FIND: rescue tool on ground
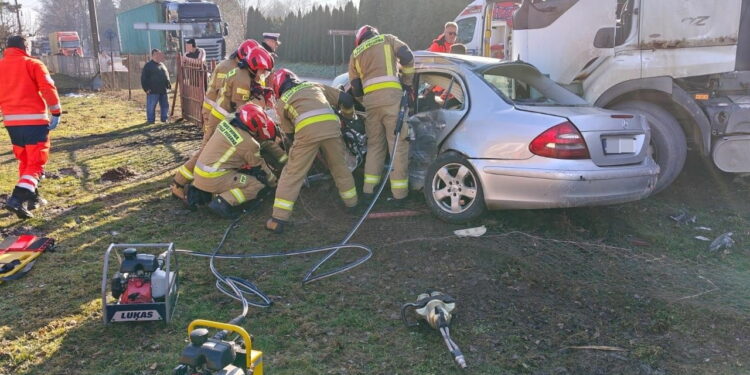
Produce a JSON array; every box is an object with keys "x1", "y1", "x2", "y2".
[
  {"x1": 402, "y1": 291, "x2": 467, "y2": 369},
  {"x1": 101, "y1": 243, "x2": 178, "y2": 324}
]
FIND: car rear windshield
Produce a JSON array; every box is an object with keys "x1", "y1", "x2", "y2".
[{"x1": 481, "y1": 64, "x2": 589, "y2": 106}]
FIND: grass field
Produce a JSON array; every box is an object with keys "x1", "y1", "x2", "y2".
[{"x1": 1, "y1": 93, "x2": 749, "y2": 375}]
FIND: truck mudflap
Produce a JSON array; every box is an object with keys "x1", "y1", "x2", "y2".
[{"x1": 713, "y1": 135, "x2": 750, "y2": 172}]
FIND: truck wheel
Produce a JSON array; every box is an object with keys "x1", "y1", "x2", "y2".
[
  {"x1": 610, "y1": 101, "x2": 687, "y2": 194},
  {"x1": 424, "y1": 152, "x2": 486, "y2": 224}
]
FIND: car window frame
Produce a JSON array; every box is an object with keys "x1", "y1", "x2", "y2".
[
  {"x1": 475, "y1": 62, "x2": 590, "y2": 107},
  {"x1": 413, "y1": 68, "x2": 471, "y2": 116}
]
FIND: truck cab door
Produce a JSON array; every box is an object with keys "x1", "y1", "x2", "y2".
[
  {"x1": 637, "y1": 0, "x2": 743, "y2": 78},
  {"x1": 512, "y1": 0, "x2": 617, "y2": 85}
]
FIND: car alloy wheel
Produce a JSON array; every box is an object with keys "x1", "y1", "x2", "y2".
[{"x1": 431, "y1": 163, "x2": 479, "y2": 214}]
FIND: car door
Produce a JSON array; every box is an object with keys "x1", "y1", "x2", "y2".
[{"x1": 407, "y1": 70, "x2": 469, "y2": 190}]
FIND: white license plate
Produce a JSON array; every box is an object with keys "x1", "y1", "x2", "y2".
[{"x1": 602, "y1": 136, "x2": 636, "y2": 154}]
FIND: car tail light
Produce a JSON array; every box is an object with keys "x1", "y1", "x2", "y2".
[{"x1": 529, "y1": 121, "x2": 590, "y2": 159}]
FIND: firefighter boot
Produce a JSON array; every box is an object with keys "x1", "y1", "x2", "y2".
[
  {"x1": 186, "y1": 184, "x2": 212, "y2": 211},
  {"x1": 27, "y1": 191, "x2": 48, "y2": 211},
  {"x1": 5, "y1": 187, "x2": 34, "y2": 219},
  {"x1": 265, "y1": 218, "x2": 287, "y2": 234},
  {"x1": 208, "y1": 196, "x2": 239, "y2": 219},
  {"x1": 362, "y1": 193, "x2": 376, "y2": 206}
]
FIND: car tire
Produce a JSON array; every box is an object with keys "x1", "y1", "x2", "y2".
[
  {"x1": 424, "y1": 152, "x2": 486, "y2": 224},
  {"x1": 610, "y1": 100, "x2": 687, "y2": 194}
]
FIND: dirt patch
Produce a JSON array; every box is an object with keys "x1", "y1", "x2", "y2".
[
  {"x1": 100, "y1": 166, "x2": 137, "y2": 182},
  {"x1": 0, "y1": 225, "x2": 45, "y2": 238},
  {"x1": 57, "y1": 167, "x2": 83, "y2": 178}
]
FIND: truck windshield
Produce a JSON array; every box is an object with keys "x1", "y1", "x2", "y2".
[
  {"x1": 456, "y1": 17, "x2": 476, "y2": 44},
  {"x1": 61, "y1": 41, "x2": 80, "y2": 48},
  {"x1": 481, "y1": 64, "x2": 589, "y2": 107},
  {"x1": 184, "y1": 22, "x2": 223, "y2": 38}
]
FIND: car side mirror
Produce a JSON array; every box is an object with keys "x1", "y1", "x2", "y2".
[
  {"x1": 224, "y1": 23, "x2": 229, "y2": 36},
  {"x1": 593, "y1": 27, "x2": 616, "y2": 49}
]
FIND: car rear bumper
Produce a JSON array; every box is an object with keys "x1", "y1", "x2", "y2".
[{"x1": 469, "y1": 157, "x2": 660, "y2": 209}]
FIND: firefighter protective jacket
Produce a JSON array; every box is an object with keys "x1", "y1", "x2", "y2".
[
  {"x1": 215, "y1": 64, "x2": 265, "y2": 121},
  {"x1": 203, "y1": 58, "x2": 238, "y2": 121},
  {"x1": 276, "y1": 82, "x2": 354, "y2": 144},
  {"x1": 194, "y1": 119, "x2": 276, "y2": 185},
  {"x1": 348, "y1": 34, "x2": 414, "y2": 109},
  {"x1": 0, "y1": 48, "x2": 61, "y2": 126}
]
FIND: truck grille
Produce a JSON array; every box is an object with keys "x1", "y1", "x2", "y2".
[{"x1": 196, "y1": 39, "x2": 223, "y2": 61}]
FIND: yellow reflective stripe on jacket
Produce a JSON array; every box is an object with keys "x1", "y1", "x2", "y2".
[
  {"x1": 211, "y1": 109, "x2": 227, "y2": 120},
  {"x1": 340, "y1": 187, "x2": 357, "y2": 200},
  {"x1": 355, "y1": 58, "x2": 363, "y2": 78},
  {"x1": 212, "y1": 147, "x2": 237, "y2": 170},
  {"x1": 178, "y1": 165, "x2": 194, "y2": 181},
  {"x1": 203, "y1": 102, "x2": 214, "y2": 111},
  {"x1": 230, "y1": 188, "x2": 246, "y2": 204},
  {"x1": 195, "y1": 165, "x2": 229, "y2": 178},
  {"x1": 279, "y1": 154, "x2": 288, "y2": 163},
  {"x1": 280, "y1": 82, "x2": 315, "y2": 105},
  {"x1": 216, "y1": 73, "x2": 227, "y2": 79},
  {"x1": 384, "y1": 44, "x2": 394, "y2": 77},
  {"x1": 390, "y1": 179, "x2": 408, "y2": 189},
  {"x1": 401, "y1": 66, "x2": 415, "y2": 74},
  {"x1": 364, "y1": 81, "x2": 402, "y2": 94},
  {"x1": 364, "y1": 174, "x2": 380, "y2": 184},
  {"x1": 295, "y1": 113, "x2": 339, "y2": 133},
  {"x1": 274, "y1": 198, "x2": 294, "y2": 211},
  {"x1": 352, "y1": 34, "x2": 386, "y2": 58}
]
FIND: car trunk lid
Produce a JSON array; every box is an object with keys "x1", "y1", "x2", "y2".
[{"x1": 516, "y1": 105, "x2": 650, "y2": 166}]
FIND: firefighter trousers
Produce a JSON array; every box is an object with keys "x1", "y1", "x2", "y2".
[
  {"x1": 6, "y1": 125, "x2": 50, "y2": 193},
  {"x1": 273, "y1": 136, "x2": 357, "y2": 221},
  {"x1": 193, "y1": 169, "x2": 266, "y2": 206},
  {"x1": 174, "y1": 112, "x2": 217, "y2": 186},
  {"x1": 362, "y1": 102, "x2": 409, "y2": 199}
]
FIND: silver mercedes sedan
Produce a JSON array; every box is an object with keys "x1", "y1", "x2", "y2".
[{"x1": 334, "y1": 52, "x2": 660, "y2": 223}]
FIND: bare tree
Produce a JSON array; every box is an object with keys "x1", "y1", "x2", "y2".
[{"x1": 217, "y1": 0, "x2": 245, "y2": 50}]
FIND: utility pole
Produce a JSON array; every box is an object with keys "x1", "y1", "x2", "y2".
[
  {"x1": 13, "y1": 0, "x2": 21, "y2": 34},
  {"x1": 87, "y1": 0, "x2": 101, "y2": 57}
]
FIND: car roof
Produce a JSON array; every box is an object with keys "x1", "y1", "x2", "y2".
[{"x1": 413, "y1": 50, "x2": 538, "y2": 73}]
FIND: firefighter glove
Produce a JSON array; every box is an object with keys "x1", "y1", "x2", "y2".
[{"x1": 48, "y1": 115, "x2": 61, "y2": 130}]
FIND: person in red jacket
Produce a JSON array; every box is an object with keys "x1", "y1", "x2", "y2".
[
  {"x1": 0, "y1": 35, "x2": 61, "y2": 219},
  {"x1": 427, "y1": 22, "x2": 458, "y2": 53}
]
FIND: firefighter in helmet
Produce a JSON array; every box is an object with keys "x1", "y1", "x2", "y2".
[
  {"x1": 171, "y1": 40, "x2": 283, "y2": 201},
  {"x1": 191, "y1": 102, "x2": 278, "y2": 218},
  {"x1": 348, "y1": 25, "x2": 414, "y2": 203},
  {"x1": 265, "y1": 69, "x2": 358, "y2": 234}
]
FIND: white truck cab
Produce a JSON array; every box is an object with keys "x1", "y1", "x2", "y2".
[{"x1": 457, "y1": 0, "x2": 750, "y2": 193}]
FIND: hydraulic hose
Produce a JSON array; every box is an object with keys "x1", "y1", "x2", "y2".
[{"x1": 178, "y1": 91, "x2": 411, "y2": 328}]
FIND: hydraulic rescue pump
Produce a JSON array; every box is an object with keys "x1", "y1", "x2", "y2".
[
  {"x1": 174, "y1": 320, "x2": 263, "y2": 375},
  {"x1": 102, "y1": 243, "x2": 178, "y2": 323}
]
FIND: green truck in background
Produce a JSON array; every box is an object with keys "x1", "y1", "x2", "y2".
[{"x1": 116, "y1": 0, "x2": 227, "y2": 61}]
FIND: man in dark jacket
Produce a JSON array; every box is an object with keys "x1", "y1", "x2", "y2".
[{"x1": 141, "y1": 49, "x2": 171, "y2": 123}]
